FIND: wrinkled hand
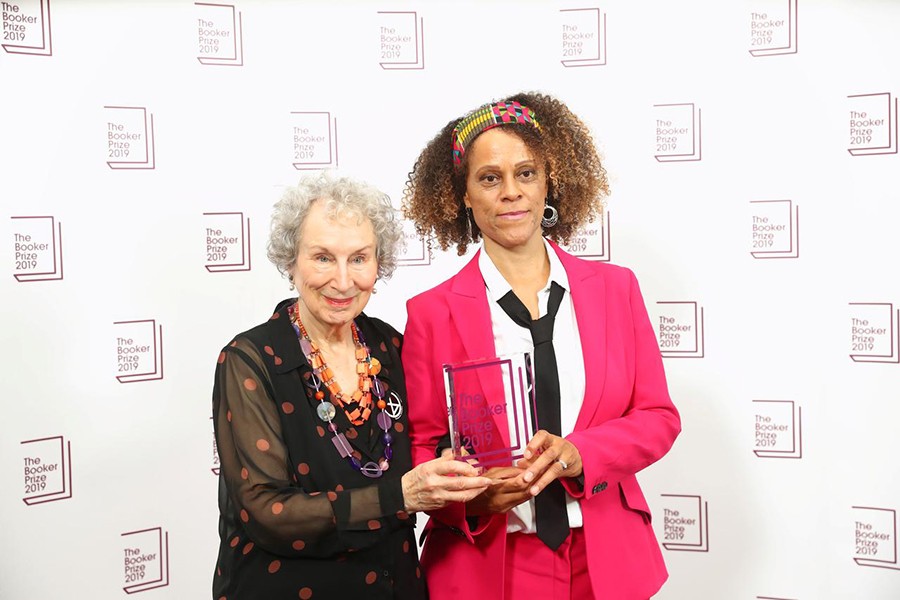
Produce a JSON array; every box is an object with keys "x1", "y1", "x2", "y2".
[
  {"x1": 464, "y1": 465, "x2": 532, "y2": 515},
  {"x1": 402, "y1": 454, "x2": 492, "y2": 513},
  {"x1": 515, "y1": 430, "x2": 583, "y2": 498}
]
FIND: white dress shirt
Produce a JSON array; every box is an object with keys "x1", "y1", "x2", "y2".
[{"x1": 478, "y1": 238, "x2": 586, "y2": 532}]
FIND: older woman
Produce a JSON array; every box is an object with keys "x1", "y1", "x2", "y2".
[
  {"x1": 212, "y1": 172, "x2": 491, "y2": 600},
  {"x1": 402, "y1": 92, "x2": 681, "y2": 600}
]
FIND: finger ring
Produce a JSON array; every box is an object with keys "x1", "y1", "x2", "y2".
[{"x1": 556, "y1": 459, "x2": 568, "y2": 471}]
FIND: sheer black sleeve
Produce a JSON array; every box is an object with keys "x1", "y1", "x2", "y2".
[{"x1": 213, "y1": 337, "x2": 407, "y2": 559}]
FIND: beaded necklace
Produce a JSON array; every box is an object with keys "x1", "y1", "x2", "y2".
[{"x1": 288, "y1": 302, "x2": 397, "y2": 478}]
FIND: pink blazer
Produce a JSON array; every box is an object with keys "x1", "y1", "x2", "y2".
[{"x1": 402, "y1": 242, "x2": 681, "y2": 600}]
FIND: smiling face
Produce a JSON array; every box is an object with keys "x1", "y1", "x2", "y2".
[
  {"x1": 463, "y1": 127, "x2": 549, "y2": 254},
  {"x1": 290, "y1": 200, "x2": 378, "y2": 336}
]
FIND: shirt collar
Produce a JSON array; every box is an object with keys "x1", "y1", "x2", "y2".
[{"x1": 478, "y1": 237, "x2": 570, "y2": 303}]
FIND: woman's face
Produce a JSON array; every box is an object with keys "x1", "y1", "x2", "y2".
[
  {"x1": 463, "y1": 128, "x2": 548, "y2": 252},
  {"x1": 290, "y1": 200, "x2": 378, "y2": 332}
]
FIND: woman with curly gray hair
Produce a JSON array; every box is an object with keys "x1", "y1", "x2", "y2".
[{"x1": 211, "y1": 172, "x2": 490, "y2": 600}]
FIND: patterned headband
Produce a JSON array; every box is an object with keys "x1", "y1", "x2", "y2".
[{"x1": 451, "y1": 100, "x2": 541, "y2": 166}]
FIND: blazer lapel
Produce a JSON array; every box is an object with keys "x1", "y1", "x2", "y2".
[
  {"x1": 448, "y1": 251, "x2": 496, "y2": 363},
  {"x1": 551, "y1": 243, "x2": 607, "y2": 431},
  {"x1": 446, "y1": 251, "x2": 512, "y2": 451}
]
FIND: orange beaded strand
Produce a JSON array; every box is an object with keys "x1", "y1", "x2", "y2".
[{"x1": 292, "y1": 307, "x2": 379, "y2": 426}]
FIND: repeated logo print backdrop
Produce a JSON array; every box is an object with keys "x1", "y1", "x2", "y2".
[{"x1": 2, "y1": 1, "x2": 898, "y2": 598}]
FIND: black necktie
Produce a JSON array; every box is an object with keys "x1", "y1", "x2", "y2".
[{"x1": 497, "y1": 281, "x2": 570, "y2": 550}]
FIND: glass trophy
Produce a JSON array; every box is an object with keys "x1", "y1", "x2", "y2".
[{"x1": 442, "y1": 352, "x2": 537, "y2": 468}]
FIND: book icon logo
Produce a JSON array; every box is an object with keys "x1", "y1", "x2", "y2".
[
  {"x1": 11, "y1": 215, "x2": 63, "y2": 282},
  {"x1": 114, "y1": 319, "x2": 165, "y2": 383},
  {"x1": 749, "y1": 0, "x2": 798, "y2": 56},
  {"x1": 195, "y1": 2, "x2": 243, "y2": 66},
  {"x1": 655, "y1": 301, "x2": 706, "y2": 358},
  {"x1": 847, "y1": 92, "x2": 898, "y2": 156},
  {"x1": 290, "y1": 111, "x2": 338, "y2": 170},
  {"x1": 397, "y1": 219, "x2": 430, "y2": 267},
  {"x1": 852, "y1": 506, "x2": 900, "y2": 570},
  {"x1": 848, "y1": 303, "x2": 899, "y2": 364},
  {"x1": 1, "y1": 0, "x2": 52, "y2": 56},
  {"x1": 20, "y1": 435, "x2": 72, "y2": 505},
  {"x1": 121, "y1": 527, "x2": 171, "y2": 593},
  {"x1": 654, "y1": 103, "x2": 702, "y2": 162},
  {"x1": 752, "y1": 400, "x2": 802, "y2": 459},
  {"x1": 560, "y1": 212, "x2": 610, "y2": 262},
  {"x1": 750, "y1": 200, "x2": 799, "y2": 259},
  {"x1": 377, "y1": 11, "x2": 424, "y2": 70},
  {"x1": 559, "y1": 8, "x2": 607, "y2": 67},
  {"x1": 203, "y1": 212, "x2": 251, "y2": 272},
  {"x1": 660, "y1": 494, "x2": 709, "y2": 552},
  {"x1": 104, "y1": 106, "x2": 156, "y2": 169}
]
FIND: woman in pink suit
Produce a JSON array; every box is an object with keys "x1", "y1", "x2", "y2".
[{"x1": 401, "y1": 92, "x2": 681, "y2": 600}]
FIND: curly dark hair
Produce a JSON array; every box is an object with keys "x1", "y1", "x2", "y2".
[{"x1": 402, "y1": 91, "x2": 609, "y2": 256}]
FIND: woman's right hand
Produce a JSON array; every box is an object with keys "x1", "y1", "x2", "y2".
[
  {"x1": 401, "y1": 455, "x2": 492, "y2": 513},
  {"x1": 464, "y1": 466, "x2": 532, "y2": 515}
]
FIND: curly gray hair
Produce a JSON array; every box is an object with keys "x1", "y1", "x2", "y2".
[{"x1": 267, "y1": 172, "x2": 404, "y2": 280}]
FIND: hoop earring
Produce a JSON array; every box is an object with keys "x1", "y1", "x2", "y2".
[
  {"x1": 541, "y1": 204, "x2": 559, "y2": 228},
  {"x1": 465, "y1": 207, "x2": 474, "y2": 241}
]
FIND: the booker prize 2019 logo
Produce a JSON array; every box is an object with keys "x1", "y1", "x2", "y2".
[
  {"x1": 290, "y1": 112, "x2": 338, "y2": 170},
  {"x1": 1, "y1": 0, "x2": 51, "y2": 56},
  {"x1": 560, "y1": 213, "x2": 610, "y2": 262},
  {"x1": 852, "y1": 506, "x2": 900, "y2": 570},
  {"x1": 203, "y1": 212, "x2": 250, "y2": 272},
  {"x1": 11, "y1": 215, "x2": 63, "y2": 281},
  {"x1": 847, "y1": 92, "x2": 898, "y2": 156},
  {"x1": 752, "y1": 400, "x2": 802, "y2": 459},
  {"x1": 397, "y1": 219, "x2": 430, "y2": 267},
  {"x1": 748, "y1": 0, "x2": 797, "y2": 56},
  {"x1": 20, "y1": 435, "x2": 72, "y2": 505},
  {"x1": 558, "y1": 8, "x2": 606, "y2": 68},
  {"x1": 848, "y1": 302, "x2": 899, "y2": 364},
  {"x1": 660, "y1": 494, "x2": 709, "y2": 552},
  {"x1": 377, "y1": 11, "x2": 424, "y2": 70},
  {"x1": 195, "y1": 2, "x2": 243, "y2": 66},
  {"x1": 104, "y1": 106, "x2": 156, "y2": 169},
  {"x1": 114, "y1": 320, "x2": 164, "y2": 383},
  {"x1": 749, "y1": 200, "x2": 799, "y2": 259},
  {"x1": 654, "y1": 103, "x2": 702, "y2": 162},
  {"x1": 121, "y1": 527, "x2": 171, "y2": 593},
  {"x1": 655, "y1": 301, "x2": 706, "y2": 358}
]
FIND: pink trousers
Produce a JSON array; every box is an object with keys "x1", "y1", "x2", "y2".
[{"x1": 503, "y1": 528, "x2": 595, "y2": 600}]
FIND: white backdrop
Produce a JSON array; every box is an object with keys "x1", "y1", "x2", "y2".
[{"x1": 3, "y1": 1, "x2": 899, "y2": 598}]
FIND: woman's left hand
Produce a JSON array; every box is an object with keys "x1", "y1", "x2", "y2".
[{"x1": 515, "y1": 430, "x2": 583, "y2": 497}]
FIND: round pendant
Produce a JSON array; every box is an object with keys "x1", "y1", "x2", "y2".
[
  {"x1": 360, "y1": 462, "x2": 384, "y2": 478},
  {"x1": 384, "y1": 391, "x2": 404, "y2": 419},
  {"x1": 316, "y1": 402, "x2": 336, "y2": 422}
]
